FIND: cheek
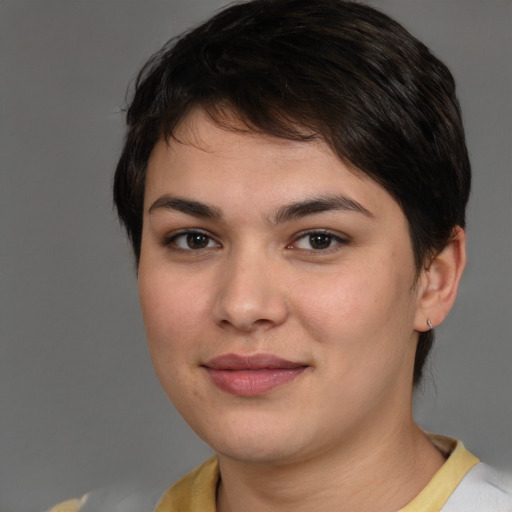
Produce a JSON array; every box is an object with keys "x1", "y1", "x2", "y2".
[
  {"x1": 298, "y1": 270, "x2": 417, "y2": 409},
  {"x1": 296, "y1": 268, "x2": 380, "y2": 335},
  {"x1": 295, "y1": 263, "x2": 416, "y2": 360},
  {"x1": 138, "y1": 269, "x2": 212, "y2": 357},
  {"x1": 137, "y1": 270, "x2": 213, "y2": 407}
]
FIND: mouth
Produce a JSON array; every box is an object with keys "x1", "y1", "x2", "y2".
[{"x1": 202, "y1": 353, "x2": 309, "y2": 397}]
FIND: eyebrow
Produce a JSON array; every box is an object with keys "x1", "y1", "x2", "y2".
[
  {"x1": 148, "y1": 196, "x2": 223, "y2": 219},
  {"x1": 272, "y1": 195, "x2": 373, "y2": 224},
  {"x1": 148, "y1": 194, "x2": 372, "y2": 223}
]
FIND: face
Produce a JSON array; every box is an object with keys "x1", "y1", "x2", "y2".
[{"x1": 138, "y1": 109, "x2": 424, "y2": 465}]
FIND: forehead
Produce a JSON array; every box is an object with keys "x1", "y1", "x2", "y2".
[
  {"x1": 164, "y1": 108, "x2": 334, "y2": 168},
  {"x1": 144, "y1": 109, "x2": 403, "y2": 224}
]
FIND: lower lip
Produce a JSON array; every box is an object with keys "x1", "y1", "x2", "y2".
[{"x1": 205, "y1": 367, "x2": 307, "y2": 397}]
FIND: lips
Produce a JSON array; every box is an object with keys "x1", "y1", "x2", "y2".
[{"x1": 202, "y1": 353, "x2": 308, "y2": 397}]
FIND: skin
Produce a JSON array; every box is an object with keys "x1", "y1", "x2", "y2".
[{"x1": 138, "y1": 109, "x2": 465, "y2": 512}]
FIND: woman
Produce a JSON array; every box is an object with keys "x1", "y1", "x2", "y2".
[{"x1": 50, "y1": 0, "x2": 511, "y2": 510}]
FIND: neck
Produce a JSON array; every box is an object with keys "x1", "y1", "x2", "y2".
[{"x1": 216, "y1": 420, "x2": 445, "y2": 512}]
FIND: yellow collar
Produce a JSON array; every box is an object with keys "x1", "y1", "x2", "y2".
[{"x1": 398, "y1": 433, "x2": 479, "y2": 511}]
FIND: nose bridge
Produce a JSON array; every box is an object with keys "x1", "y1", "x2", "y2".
[{"x1": 213, "y1": 242, "x2": 288, "y2": 331}]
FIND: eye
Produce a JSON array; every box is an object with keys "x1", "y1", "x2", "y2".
[
  {"x1": 291, "y1": 231, "x2": 346, "y2": 251},
  {"x1": 166, "y1": 230, "x2": 219, "y2": 250}
]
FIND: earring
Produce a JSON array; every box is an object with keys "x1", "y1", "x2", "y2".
[{"x1": 426, "y1": 318, "x2": 433, "y2": 330}]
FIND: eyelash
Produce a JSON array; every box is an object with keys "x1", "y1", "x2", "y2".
[
  {"x1": 161, "y1": 229, "x2": 221, "y2": 251},
  {"x1": 161, "y1": 229, "x2": 349, "y2": 252},
  {"x1": 288, "y1": 230, "x2": 349, "y2": 252}
]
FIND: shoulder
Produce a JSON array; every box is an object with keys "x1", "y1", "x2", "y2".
[
  {"x1": 46, "y1": 496, "x2": 88, "y2": 512},
  {"x1": 442, "y1": 462, "x2": 512, "y2": 512},
  {"x1": 46, "y1": 458, "x2": 219, "y2": 512},
  {"x1": 46, "y1": 483, "x2": 166, "y2": 512},
  {"x1": 402, "y1": 434, "x2": 510, "y2": 512}
]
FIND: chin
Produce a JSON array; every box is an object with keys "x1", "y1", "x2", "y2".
[
  {"x1": 190, "y1": 411, "x2": 314, "y2": 465},
  {"x1": 215, "y1": 437, "x2": 306, "y2": 465}
]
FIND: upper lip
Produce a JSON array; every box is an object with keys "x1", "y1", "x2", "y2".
[{"x1": 202, "y1": 353, "x2": 307, "y2": 370}]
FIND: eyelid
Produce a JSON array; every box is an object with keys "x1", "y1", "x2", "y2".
[
  {"x1": 288, "y1": 229, "x2": 350, "y2": 251},
  {"x1": 161, "y1": 228, "x2": 221, "y2": 250}
]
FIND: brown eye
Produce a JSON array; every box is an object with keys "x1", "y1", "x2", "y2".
[
  {"x1": 309, "y1": 234, "x2": 333, "y2": 250},
  {"x1": 291, "y1": 230, "x2": 347, "y2": 251},
  {"x1": 168, "y1": 231, "x2": 219, "y2": 250},
  {"x1": 186, "y1": 233, "x2": 210, "y2": 249}
]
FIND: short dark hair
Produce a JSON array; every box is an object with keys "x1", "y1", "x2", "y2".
[{"x1": 113, "y1": 0, "x2": 471, "y2": 385}]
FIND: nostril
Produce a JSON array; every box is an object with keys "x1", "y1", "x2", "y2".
[{"x1": 218, "y1": 316, "x2": 272, "y2": 332}]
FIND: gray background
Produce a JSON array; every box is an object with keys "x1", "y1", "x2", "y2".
[{"x1": 1, "y1": 1, "x2": 510, "y2": 511}]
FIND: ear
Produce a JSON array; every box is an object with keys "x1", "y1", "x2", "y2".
[{"x1": 414, "y1": 226, "x2": 466, "y2": 332}]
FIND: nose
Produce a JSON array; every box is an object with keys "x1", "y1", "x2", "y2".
[{"x1": 212, "y1": 247, "x2": 289, "y2": 332}]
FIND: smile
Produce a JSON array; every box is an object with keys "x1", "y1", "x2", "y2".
[{"x1": 202, "y1": 353, "x2": 308, "y2": 397}]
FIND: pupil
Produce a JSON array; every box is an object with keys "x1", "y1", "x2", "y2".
[
  {"x1": 310, "y1": 234, "x2": 331, "y2": 249},
  {"x1": 187, "y1": 233, "x2": 208, "y2": 249}
]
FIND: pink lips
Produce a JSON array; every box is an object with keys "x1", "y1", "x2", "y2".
[{"x1": 202, "y1": 353, "x2": 308, "y2": 397}]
